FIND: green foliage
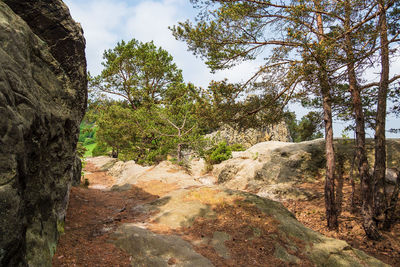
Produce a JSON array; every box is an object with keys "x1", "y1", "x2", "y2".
[
  {"x1": 285, "y1": 111, "x2": 323, "y2": 142},
  {"x1": 206, "y1": 142, "x2": 232, "y2": 165},
  {"x1": 252, "y1": 152, "x2": 259, "y2": 161},
  {"x1": 76, "y1": 142, "x2": 87, "y2": 158},
  {"x1": 83, "y1": 143, "x2": 97, "y2": 157},
  {"x1": 79, "y1": 121, "x2": 96, "y2": 142},
  {"x1": 95, "y1": 104, "x2": 137, "y2": 158},
  {"x1": 79, "y1": 118, "x2": 97, "y2": 157},
  {"x1": 83, "y1": 138, "x2": 96, "y2": 146},
  {"x1": 92, "y1": 142, "x2": 110, "y2": 157},
  {"x1": 230, "y1": 143, "x2": 245, "y2": 151},
  {"x1": 89, "y1": 38, "x2": 183, "y2": 109}
]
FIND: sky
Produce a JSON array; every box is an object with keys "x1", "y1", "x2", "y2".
[{"x1": 64, "y1": 0, "x2": 399, "y2": 138}]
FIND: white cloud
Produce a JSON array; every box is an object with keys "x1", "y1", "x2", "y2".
[{"x1": 65, "y1": 0, "x2": 134, "y2": 74}]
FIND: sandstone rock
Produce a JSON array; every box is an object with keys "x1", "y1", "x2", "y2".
[
  {"x1": 383, "y1": 168, "x2": 399, "y2": 196},
  {"x1": 206, "y1": 121, "x2": 291, "y2": 148},
  {"x1": 385, "y1": 168, "x2": 399, "y2": 184},
  {"x1": 214, "y1": 139, "x2": 400, "y2": 201},
  {"x1": 0, "y1": 1, "x2": 86, "y2": 265},
  {"x1": 118, "y1": 187, "x2": 387, "y2": 266},
  {"x1": 212, "y1": 140, "x2": 325, "y2": 200},
  {"x1": 109, "y1": 160, "x2": 204, "y2": 188},
  {"x1": 72, "y1": 156, "x2": 82, "y2": 186},
  {"x1": 3, "y1": 0, "x2": 87, "y2": 117},
  {"x1": 111, "y1": 224, "x2": 214, "y2": 267},
  {"x1": 87, "y1": 156, "x2": 118, "y2": 171}
]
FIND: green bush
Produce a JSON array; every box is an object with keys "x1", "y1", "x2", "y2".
[
  {"x1": 92, "y1": 142, "x2": 109, "y2": 157},
  {"x1": 79, "y1": 122, "x2": 97, "y2": 142},
  {"x1": 83, "y1": 137, "x2": 96, "y2": 146},
  {"x1": 206, "y1": 142, "x2": 232, "y2": 164},
  {"x1": 83, "y1": 143, "x2": 97, "y2": 157},
  {"x1": 230, "y1": 143, "x2": 245, "y2": 151}
]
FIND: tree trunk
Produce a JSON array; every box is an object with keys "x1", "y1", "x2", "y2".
[
  {"x1": 177, "y1": 143, "x2": 182, "y2": 162},
  {"x1": 336, "y1": 154, "x2": 345, "y2": 216},
  {"x1": 111, "y1": 148, "x2": 118, "y2": 158},
  {"x1": 322, "y1": 90, "x2": 338, "y2": 230},
  {"x1": 314, "y1": 0, "x2": 338, "y2": 230},
  {"x1": 343, "y1": 0, "x2": 381, "y2": 239},
  {"x1": 349, "y1": 149, "x2": 358, "y2": 211},
  {"x1": 374, "y1": 0, "x2": 389, "y2": 222},
  {"x1": 383, "y1": 168, "x2": 400, "y2": 230}
]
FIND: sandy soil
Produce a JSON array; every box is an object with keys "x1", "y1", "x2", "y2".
[
  {"x1": 52, "y1": 168, "x2": 159, "y2": 266},
  {"x1": 53, "y1": 163, "x2": 399, "y2": 266}
]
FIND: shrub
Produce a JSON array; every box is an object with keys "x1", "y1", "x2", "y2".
[
  {"x1": 83, "y1": 137, "x2": 96, "y2": 146},
  {"x1": 230, "y1": 143, "x2": 245, "y2": 151},
  {"x1": 76, "y1": 142, "x2": 87, "y2": 158},
  {"x1": 92, "y1": 142, "x2": 109, "y2": 157},
  {"x1": 206, "y1": 142, "x2": 232, "y2": 164}
]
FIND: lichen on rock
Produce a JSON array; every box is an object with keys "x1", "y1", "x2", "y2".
[{"x1": 0, "y1": 0, "x2": 87, "y2": 265}]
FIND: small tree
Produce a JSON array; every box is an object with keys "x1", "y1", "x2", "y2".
[
  {"x1": 145, "y1": 83, "x2": 203, "y2": 162},
  {"x1": 95, "y1": 104, "x2": 137, "y2": 158}
]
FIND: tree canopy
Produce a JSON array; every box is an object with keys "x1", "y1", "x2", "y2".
[{"x1": 89, "y1": 39, "x2": 183, "y2": 110}]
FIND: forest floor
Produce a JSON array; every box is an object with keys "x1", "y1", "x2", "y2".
[
  {"x1": 52, "y1": 162, "x2": 400, "y2": 266},
  {"x1": 52, "y1": 162, "x2": 158, "y2": 266},
  {"x1": 283, "y1": 180, "x2": 400, "y2": 266}
]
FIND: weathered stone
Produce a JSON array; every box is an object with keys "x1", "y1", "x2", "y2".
[
  {"x1": 213, "y1": 139, "x2": 400, "y2": 201},
  {"x1": 72, "y1": 156, "x2": 82, "y2": 186},
  {"x1": 3, "y1": 0, "x2": 87, "y2": 117},
  {"x1": 0, "y1": 1, "x2": 86, "y2": 266},
  {"x1": 206, "y1": 121, "x2": 291, "y2": 148},
  {"x1": 210, "y1": 231, "x2": 232, "y2": 259},
  {"x1": 111, "y1": 224, "x2": 214, "y2": 267}
]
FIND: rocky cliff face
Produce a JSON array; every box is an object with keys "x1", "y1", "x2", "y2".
[
  {"x1": 207, "y1": 122, "x2": 291, "y2": 148},
  {"x1": 0, "y1": 0, "x2": 87, "y2": 266}
]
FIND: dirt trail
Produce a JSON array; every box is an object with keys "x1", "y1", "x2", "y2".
[{"x1": 52, "y1": 165, "x2": 159, "y2": 266}]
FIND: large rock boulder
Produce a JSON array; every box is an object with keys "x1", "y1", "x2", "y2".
[
  {"x1": 112, "y1": 187, "x2": 388, "y2": 266},
  {"x1": 213, "y1": 139, "x2": 400, "y2": 201},
  {"x1": 111, "y1": 225, "x2": 214, "y2": 267},
  {"x1": 0, "y1": 1, "x2": 86, "y2": 266}
]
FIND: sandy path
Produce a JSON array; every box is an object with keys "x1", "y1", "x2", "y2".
[{"x1": 52, "y1": 166, "x2": 159, "y2": 266}]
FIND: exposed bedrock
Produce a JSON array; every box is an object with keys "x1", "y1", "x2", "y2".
[{"x1": 0, "y1": 0, "x2": 87, "y2": 266}]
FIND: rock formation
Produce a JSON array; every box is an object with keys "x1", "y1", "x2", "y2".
[
  {"x1": 206, "y1": 121, "x2": 291, "y2": 148},
  {"x1": 213, "y1": 138, "x2": 400, "y2": 201},
  {"x1": 0, "y1": 0, "x2": 87, "y2": 265},
  {"x1": 82, "y1": 142, "x2": 398, "y2": 265},
  {"x1": 111, "y1": 187, "x2": 388, "y2": 266}
]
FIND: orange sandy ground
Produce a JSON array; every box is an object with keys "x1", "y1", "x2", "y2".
[{"x1": 53, "y1": 164, "x2": 399, "y2": 266}]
